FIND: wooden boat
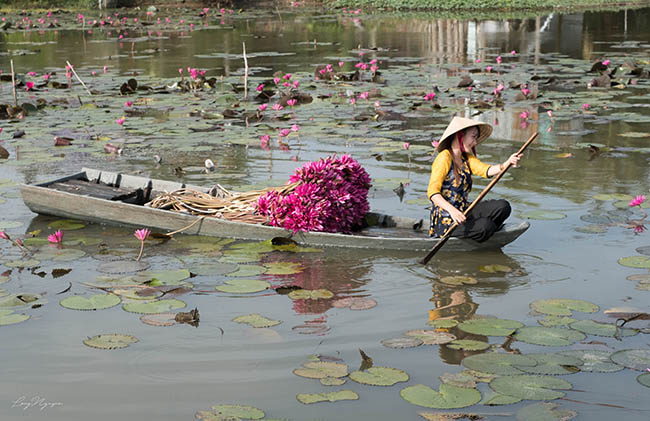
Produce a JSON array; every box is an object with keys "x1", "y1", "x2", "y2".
[{"x1": 20, "y1": 168, "x2": 529, "y2": 252}]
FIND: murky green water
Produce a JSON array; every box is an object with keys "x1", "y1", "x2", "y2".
[{"x1": 1, "y1": 6, "x2": 650, "y2": 420}]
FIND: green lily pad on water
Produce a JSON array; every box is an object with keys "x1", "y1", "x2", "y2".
[
  {"x1": 122, "y1": 298, "x2": 186, "y2": 314},
  {"x1": 575, "y1": 224, "x2": 608, "y2": 234},
  {"x1": 195, "y1": 404, "x2": 265, "y2": 420},
  {"x1": 232, "y1": 313, "x2": 281, "y2": 328},
  {"x1": 520, "y1": 210, "x2": 567, "y2": 220},
  {"x1": 293, "y1": 361, "x2": 348, "y2": 379},
  {"x1": 381, "y1": 337, "x2": 423, "y2": 348},
  {"x1": 637, "y1": 373, "x2": 650, "y2": 388},
  {"x1": 516, "y1": 402, "x2": 577, "y2": 421},
  {"x1": 458, "y1": 318, "x2": 524, "y2": 336},
  {"x1": 481, "y1": 390, "x2": 522, "y2": 406},
  {"x1": 514, "y1": 326, "x2": 586, "y2": 346},
  {"x1": 446, "y1": 339, "x2": 490, "y2": 351},
  {"x1": 438, "y1": 275, "x2": 477, "y2": 286},
  {"x1": 0, "y1": 310, "x2": 30, "y2": 326},
  {"x1": 4, "y1": 259, "x2": 40, "y2": 268},
  {"x1": 33, "y1": 247, "x2": 86, "y2": 262},
  {"x1": 558, "y1": 350, "x2": 623, "y2": 373},
  {"x1": 48, "y1": 219, "x2": 86, "y2": 230},
  {"x1": 461, "y1": 353, "x2": 536, "y2": 375},
  {"x1": 569, "y1": 319, "x2": 638, "y2": 337},
  {"x1": 263, "y1": 262, "x2": 304, "y2": 275},
  {"x1": 83, "y1": 333, "x2": 139, "y2": 350},
  {"x1": 428, "y1": 319, "x2": 459, "y2": 329},
  {"x1": 478, "y1": 264, "x2": 511, "y2": 273},
  {"x1": 215, "y1": 279, "x2": 270, "y2": 294},
  {"x1": 297, "y1": 390, "x2": 359, "y2": 405},
  {"x1": 60, "y1": 294, "x2": 121, "y2": 311},
  {"x1": 516, "y1": 353, "x2": 582, "y2": 375},
  {"x1": 400, "y1": 384, "x2": 481, "y2": 409},
  {"x1": 618, "y1": 256, "x2": 650, "y2": 269},
  {"x1": 610, "y1": 349, "x2": 650, "y2": 371},
  {"x1": 226, "y1": 264, "x2": 266, "y2": 277},
  {"x1": 187, "y1": 261, "x2": 238, "y2": 276},
  {"x1": 405, "y1": 329, "x2": 456, "y2": 345},
  {"x1": 288, "y1": 289, "x2": 334, "y2": 300},
  {"x1": 490, "y1": 375, "x2": 572, "y2": 401},
  {"x1": 538, "y1": 316, "x2": 576, "y2": 327},
  {"x1": 132, "y1": 269, "x2": 191, "y2": 285},
  {"x1": 0, "y1": 293, "x2": 45, "y2": 308},
  {"x1": 349, "y1": 366, "x2": 409, "y2": 386},
  {"x1": 140, "y1": 313, "x2": 177, "y2": 327},
  {"x1": 320, "y1": 377, "x2": 346, "y2": 386},
  {"x1": 530, "y1": 299, "x2": 599, "y2": 316},
  {"x1": 439, "y1": 372, "x2": 478, "y2": 389},
  {"x1": 98, "y1": 260, "x2": 151, "y2": 274}
]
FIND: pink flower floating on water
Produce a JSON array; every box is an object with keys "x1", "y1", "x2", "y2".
[
  {"x1": 520, "y1": 111, "x2": 530, "y2": 119},
  {"x1": 286, "y1": 99, "x2": 297, "y2": 107},
  {"x1": 635, "y1": 225, "x2": 647, "y2": 234},
  {"x1": 291, "y1": 124, "x2": 300, "y2": 132},
  {"x1": 602, "y1": 59, "x2": 611, "y2": 66},
  {"x1": 256, "y1": 83, "x2": 264, "y2": 92},
  {"x1": 496, "y1": 55, "x2": 503, "y2": 64},
  {"x1": 125, "y1": 101, "x2": 133, "y2": 107},
  {"x1": 486, "y1": 66, "x2": 493, "y2": 73},
  {"x1": 256, "y1": 154, "x2": 372, "y2": 234},
  {"x1": 47, "y1": 230, "x2": 63, "y2": 244},
  {"x1": 629, "y1": 195, "x2": 646, "y2": 207},
  {"x1": 424, "y1": 92, "x2": 436, "y2": 101},
  {"x1": 402, "y1": 142, "x2": 410, "y2": 150},
  {"x1": 272, "y1": 104, "x2": 284, "y2": 111},
  {"x1": 582, "y1": 103, "x2": 590, "y2": 110},
  {"x1": 116, "y1": 117, "x2": 126, "y2": 125},
  {"x1": 278, "y1": 128, "x2": 291, "y2": 138},
  {"x1": 258, "y1": 104, "x2": 268, "y2": 112},
  {"x1": 260, "y1": 134, "x2": 270, "y2": 149},
  {"x1": 27, "y1": 71, "x2": 36, "y2": 77},
  {"x1": 25, "y1": 81, "x2": 34, "y2": 91}
]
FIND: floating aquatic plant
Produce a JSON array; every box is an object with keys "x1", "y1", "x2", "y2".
[
  {"x1": 400, "y1": 384, "x2": 481, "y2": 409},
  {"x1": 83, "y1": 333, "x2": 139, "y2": 350}
]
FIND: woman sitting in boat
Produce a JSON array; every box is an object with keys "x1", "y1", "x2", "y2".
[{"x1": 428, "y1": 117, "x2": 522, "y2": 242}]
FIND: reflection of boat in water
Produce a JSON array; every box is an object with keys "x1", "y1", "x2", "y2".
[{"x1": 20, "y1": 168, "x2": 529, "y2": 252}]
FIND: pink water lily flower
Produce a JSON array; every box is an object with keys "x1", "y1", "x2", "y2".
[
  {"x1": 125, "y1": 101, "x2": 133, "y2": 107},
  {"x1": 258, "y1": 103, "x2": 268, "y2": 111},
  {"x1": 486, "y1": 66, "x2": 493, "y2": 72},
  {"x1": 338, "y1": 61, "x2": 344, "y2": 68},
  {"x1": 635, "y1": 225, "x2": 647, "y2": 234},
  {"x1": 27, "y1": 71, "x2": 36, "y2": 77},
  {"x1": 629, "y1": 195, "x2": 646, "y2": 207},
  {"x1": 286, "y1": 99, "x2": 297, "y2": 107},
  {"x1": 402, "y1": 142, "x2": 410, "y2": 150},
  {"x1": 279, "y1": 128, "x2": 291, "y2": 137},
  {"x1": 291, "y1": 124, "x2": 300, "y2": 132},
  {"x1": 256, "y1": 83, "x2": 264, "y2": 92},
  {"x1": 424, "y1": 92, "x2": 436, "y2": 101},
  {"x1": 283, "y1": 73, "x2": 292, "y2": 80},
  {"x1": 134, "y1": 228, "x2": 150, "y2": 261},
  {"x1": 520, "y1": 111, "x2": 529, "y2": 119},
  {"x1": 272, "y1": 104, "x2": 284, "y2": 111},
  {"x1": 43, "y1": 74, "x2": 50, "y2": 81},
  {"x1": 496, "y1": 55, "x2": 502, "y2": 64},
  {"x1": 25, "y1": 81, "x2": 34, "y2": 91},
  {"x1": 547, "y1": 110, "x2": 553, "y2": 118},
  {"x1": 48, "y1": 230, "x2": 63, "y2": 243},
  {"x1": 510, "y1": 50, "x2": 516, "y2": 55},
  {"x1": 582, "y1": 103, "x2": 590, "y2": 110},
  {"x1": 273, "y1": 77, "x2": 281, "y2": 84},
  {"x1": 602, "y1": 59, "x2": 610, "y2": 66},
  {"x1": 0, "y1": 231, "x2": 9, "y2": 240},
  {"x1": 116, "y1": 117, "x2": 126, "y2": 125}
]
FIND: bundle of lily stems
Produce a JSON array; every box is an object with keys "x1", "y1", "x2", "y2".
[{"x1": 146, "y1": 182, "x2": 299, "y2": 224}]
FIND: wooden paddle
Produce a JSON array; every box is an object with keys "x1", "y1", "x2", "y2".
[{"x1": 420, "y1": 132, "x2": 538, "y2": 265}]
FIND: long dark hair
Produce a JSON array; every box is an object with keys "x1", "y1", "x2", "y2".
[{"x1": 440, "y1": 126, "x2": 479, "y2": 186}]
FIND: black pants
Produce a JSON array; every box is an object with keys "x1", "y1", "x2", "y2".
[{"x1": 451, "y1": 199, "x2": 511, "y2": 242}]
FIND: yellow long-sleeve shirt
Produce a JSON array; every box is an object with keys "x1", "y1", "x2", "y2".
[{"x1": 427, "y1": 149, "x2": 491, "y2": 200}]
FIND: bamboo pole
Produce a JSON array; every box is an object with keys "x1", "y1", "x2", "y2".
[
  {"x1": 10, "y1": 60, "x2": 17, "y2": 107},
  {"x1": 242, "y1": 42, "x2": 248, "y2": 100},
  {"x1": 65, "y1": 61, "x2": 92, "y2": 96}
]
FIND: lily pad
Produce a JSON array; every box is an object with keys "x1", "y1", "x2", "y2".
[
  {"x1": 48, "y1": 219, "x2": 86, "y2": 230},
  {"x1": 4, "y1": 259, "x2": 40, "y2": 268},
  {"x1": 98, "y1": 260, "x2": 151, "y2": 274},
  {"x1": 428, "y1": 319, "x2": 459, "y2": 329},
  {"x1": 187, "y1": 261, "x2": 238, "y2": 276},
  {"x1": 288, "y1": 289, "x2": 334, "y2": 300},
  {"x1": 405, "y1": 329, "x2": 456, "y2": 345},
  {"x1": 461, "y1": 353, "x2": 537, "y2": 375},
  {"x1": 296, "y1": 390, "x2": 359, "y2": 405},
  {"x1": 33, "y1": 247, "x2": 86, "y2": 262},
  {"x1": 381, "y1": 337, "x2": 423, "y2": 348},
  {"x1": 195, "y1": 404, "x2": 265, "y2": 420},
  {"x1": 132, "y1": 269, "x2": 191, "y2": 285},
  {"x1": 446, "y1": 339, "x2": 490, "y2": 351},
  {"x1": 569, "y1": 319, "x2": 638, "y2": 338},
  {"x1": 516, "y1": 353, "x2": 583, "y2": 375},
  {"x1": 60, "y1": 294, "x2": 121, "y2": 311},
  {"x1": 0, "y1": 310, "x2": 30, "y2": 326},
  {"x1": 438, "y1": 276, "x2": 478, "y2": 286},
  {"x1": 516, "y1": 402, "x2": 577, "y2": 421},
  {"x1": 439, "y1": 372, "x2": 478, "y2": 389},
  {"x1": 481, "y1": 390, "x2": 522, "y2": 406},
  {"x1": 293, "y1": 361, "x2": 348, "y2": 379},
  {"x1": 637, "y1": 373, "x2": 650, "y2": 388},
  {"x1": 122, "y1": 298, "x2": 186, "y2": 314},
  {"x1": 332, "y1": 297, "x2": 377, "y2": 310},
  {"x1": 575, "y1": 224, "x2": 607, "y2": 234},
  {"x1": 349, "y1": 366, "x2": 409, "y2": 386},
  {"x1": 232, "y1": 313, "x2": 282, "y2": 328},
  {"x1": 520, "y1": 210, "x2": 567, "y2": 220},
  {"x1": 489, "y1": 375, "x2": 572, "y2": 400},
  {"x1": 514, "y1": 326, "x2": 586, "y2": 346},
  {"x1": 140, "y1": 313, "x2": 177, "y2": 327},
  {"x1": 320, "y1": 377, "x2": 346, "y2": 386},
  {"x1": 478, "y1": 264, "x2": 512, "y2": 273},
  {"x1": 618, "y1": 256, "x2": 650, "y2": 269},
  {"x1": 215, "y1": 279, "x2": 270, "y2": 294},
  {"x1": 400, "y1": 384, "x2": 481, "y2": 409},
  {"x1": 458, "y1": 318, "x2": 524, "y2": 336},
  {"x1": 610, "y1": 349, "x2": 650, "y2": 371},
  {"x1": 538, "y1": 316, "x2": 577, "y2": 327},
  {"x1": 0, "y1": 293, "x2": 45, "y2": 308},
  {"x1": 530, "y1": 299, "x2": 599, "y2": 316},
  {"x1": 83, "y1": 333, "x2": 139, "y2": 350},
  {"x1": 263, "y1": 262, "x2": 304, "y2": 275},
  {"x1": 558, "y1": 350, "x2": 622, "y2": 373},
  {"x1": 227, "y1": 264, "x2": 267, "y2": 277}
]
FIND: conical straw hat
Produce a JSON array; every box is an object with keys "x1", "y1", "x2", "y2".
[{"x1": 437, "y1": 117, "x2": 493, "y2": 152}]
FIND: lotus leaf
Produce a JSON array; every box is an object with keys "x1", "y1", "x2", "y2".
[
  {"x1": 428, "y1": 319, "x2": 459, "y2": 329},
  {"x1": 133, "y1": 269, "x2": 191, "y2": 284},
  {"x1": 349, "y1": 366, "x2": 409, "y2": 386},
  {"x1": 530, "y1": 299, "x2": 599, "y2": 316},
  {"x1": 293, "y1": 361, "x2": 348, "y2": 379},
  {"x1": 538, "y1": 316, "x2": 576, "y2": 327},
  {"x1": 520, "y1": 210, "x2": 567, "y2": 220},
  {"x1": 637, "y1": 373, "x2": 650, "y2": 388},
  {"x1": 33, "y1": 247, "x2": 86, "y2": 262},
  {"x1": 0, "y1": 310, "x2": 30, "y2": 326},
  {"x1": 227, "y1": 264, "x2": 267, "y2": 277},
  {"x1": 516, "y1": 402, "x2": 577, "y2": 421},
  {"x1": 478, "y1": 264, "x2": 511, "y2": 273},
  {"x1": 140, "y1": 313, "x2": 177, "y2": 327},
  {"x1": 481, "y1": 390, "x2": 522, "y2": 406},
  {"x1": 458, "y1": 318, "x2": 523, "y2": 336},
  {"x1": 490, "y1": 375, "x2": 572, "y2": 400},
  {"x1": 195, "y1": 404, "x2": 265, "y2": 420},
  {"x1": 122, "y1": 298, "x2": 186, "y2": 314},
  {"x1": 0, "y1": 293, "x2": 44, "y2": 308},
  {"x1": 439, "y1": 372, "x2": 477, "y2": 389},
  {"x1": 618, "y1": 256, "x2": 650, "y2": 269},
  {"x1": 461, "y1": 370, "x2": 495, "y2": 383},
  {"x1": 98, "y1": 260, "x2": 151, "y2": 274},
  {"x1": 515, "y1": 353, "x2": 582, "y2": 375},
  {"x1": 331, "y1": 297, "x2": 377, "y2": 310},
  {"x1": 296, "y1": 390, "x2": 359, "y2": 404},
  {"x1": 232, "y1": 313, "x2": 282, "y2": 328},
  {"x1": 461, "y1": 353, "x2": 536, "y2": 375},
  {"x1": 48, "y1": 219, "x2": 86, "y2": 230},
  {"x1": 400, "y1": 384, "x2": 481, "y2": 409},
  {"x1": 405, "y1": 329, "x2": 456, "y2": 345},
  {"x1": 288, "y1": 289, "x2": 334, "y2": 300},
  {"x1": 215, "y1": 279, "x2": 270, "y2": 294},
  {"x1": 263, "y1": 262, "x2": 304, "y2": 275},
  {"x1": 320, "y1": 377, "x2": 346, "y2": 386},
  {"x1": 83, "y1": 333, "x2": 139, "y2": 350},
  {"x1": 381, "y1": 337, "x2": 423, "y2": 348},
  {"x1": 575, "y1": 224, "x2": 607, "y2": 234},
  {"x1": 187, "y1": 261, "x2": 238, "y2": 276},
  {"x1": 4, "y1": 259, "x2": 40, "y2": 268},
  {"x1": 558, "y1": 350, "x2": 622, "y2": 373},
  {"x1": 514, "y1": 326, "x2": 586, "y2": 346},
  {"x1": 438, "y1": 275, "x2": 477, "y2": 286},
  {"x1": 569, "y1": 319, "x2": 638, "y2": 338},
  {"x1": 611, "y1": 349, "x2": 650, "y2": 371},
  {"x1": 446, "y1": 339, "x2": 490, "y2": 351},
  {"x1": 60, "y1": 294, "x2": 121, "y2": 311}
]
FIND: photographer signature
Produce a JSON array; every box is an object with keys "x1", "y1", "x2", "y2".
[{"x1": 11, "y1": 395, "x2": 63, "y2": 411}]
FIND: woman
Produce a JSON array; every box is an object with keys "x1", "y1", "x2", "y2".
[{"x1": 428, "y1": 117, "x2": 522, "y2": 242}]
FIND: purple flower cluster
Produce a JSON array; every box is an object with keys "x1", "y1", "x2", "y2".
[{"x1": 256, "y1": 155, "x2": 372, "y2": 233}]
